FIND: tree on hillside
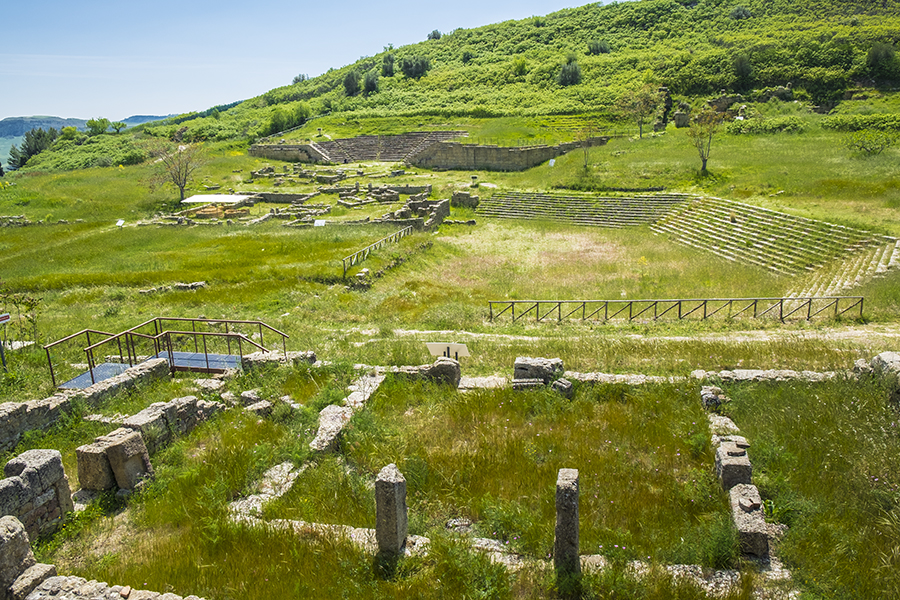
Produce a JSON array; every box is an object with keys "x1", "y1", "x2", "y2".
[
  {"x1": 587, "y1": 39, "x2": 610, "y2": 55},
  {"x1": 427, "y1": 30, "x2": 442, "y2": 40},
  {"x1": 148, "y1": 142, "x2": 205, "y2": 201},
  {"x1": 400, "y1": 56, "x2": 430, "y2": 79},
  {"x1": 687, "y1": 109, "x2": 722, "y2": 173},
  {"x1": 558, "y1": 53, "x2": 582, "y2": 86},
  {"x1": 363, "y1": 71, "x2": 379, "y2": 96},
  {"x1": 0, "y1": 163, "x2": 4, "y2": 177},
  {"x1": 615, "y1": 84, "x2": 663, "y2": 139},
  {"x1": 382, "y1": 54, "x2": 395, "y2": 77},
  {"x1": 292, "y1": 73, "x2": 308, "y2": 84},
  {"x1": 86, "y1": 118, "x2": 110, "y2": 136},
  {"x1": 8, "y1": 127, "x2": 59, "y2": 169},
  {"x1": 111, "y1": 121, "x2": 127, "y2": 134},
  {"x1": 344, "y1": 70, "x2": 361, "y2": 96}
]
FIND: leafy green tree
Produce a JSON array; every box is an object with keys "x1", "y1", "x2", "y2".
[
  {"x1": 111, "y1": 121, "x2": 127, "y2": 134},
  {"x1": 844, "y1": 129, "x2": 896, "y2": 156},
  {"x1": 730, "y1": 6, "x2": 752, "y2": 19},
  {"x1": 86, "y1": 118, "x2": 110, "y2": 136},
  {"x1": 292, "y1": 73, "x2": 308, "y2": 84},
  {"x1": 587, "y1": 39, "x2": 610, "y2": 55},
  {"x1": 687, "y1": 109, "x2": 723, "y2": 173},
  {"x1": 615, "y1": 84, "x2": 662, "y2": 138},
  {"x1": 59, "y1": 127, "x2": 78, "y2": 141},
  {"x1": 512, "y1": 57, "x2": 528, "y2": 78},
  {"x1": 363, "y1": 71, "x2": 379, "y2": 95},
  {"x1": 427, "y1": 30, "x2": 442, "y2": 40},
  {"x1": 344, "y1": 70, "x2": 361, "y2": 96},
  {"x1": 382, "y1": 54, "x2": 395, "y2": 77},
  {"x1": 400, "y1": 56, "x2": 430, "y2": 79},
  {"x1": 8, "y1": 127, "x2": 58, "y2": 169},
  {"x1": 867, "y1": 42, "x2": 898, "y2": 80},
  {"x1": 558, "y1": 54, "x2": 581, "y2": 86},
  {"x1": 734, "y1": 54, "x2": 753, "y2": 91}
]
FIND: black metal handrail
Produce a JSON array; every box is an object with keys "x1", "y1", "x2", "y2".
[{"x1": 488, "y1": 297, "x2": 864, "y2": 323}]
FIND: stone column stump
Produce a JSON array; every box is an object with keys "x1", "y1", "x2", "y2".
[
  {"x1": 554, "y1": 468, "x2": 581, "y2": 579},
  {"x1": 375, "y1": 464, "x2": 408, "y2": 556}
]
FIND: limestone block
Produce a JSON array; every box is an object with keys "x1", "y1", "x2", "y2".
[
  {"x1": 4, "y1": 450, "x2": 65, "y2": 492},
  {"x1": 0, "y1": 477, "x2": 29, "y2": 517},
  {"x1": 729, "y1": 484, "x2": 768, "y2": 557},
  {"x1": 552, "y1": 378, "x2": 574, "y2": 399},
  {"x1": 102, "y1": 429, "x2": 154, "y2": 490},
  {"x1": 240, "y1": 390, "x2": 262, "y2": 407},
  {"x1": 554, "y1": 468, "x2": 580, "y2": 577},
  {"x1": 53, "y1": 477, "x2": 74, "y2": 516},
  {"x1": 245, "y1": 401, "x2": 272, "y2": 417},
  {"x1": 0, "y1": 516, "x2": 35, "y2": 594},
  {"x1": 514, "y1": 357, "x2": 564, "y2": 384},
  {"x1": 75, "y1": 442, "x2": 116, "y2": 492},
  {"x1": 423, "y1": 357, "x2": 461, "y2": 387},
  {"x1": 309, "y1": 405, "x2": 353, "y2": 453},
  {"x1": 170, "y1": 396, "x2": 200, "y2": 434},
  {"x1": 375, "y1": 464, "x2": 408, "y2": 555},
  {"x1": 715, "y1": 443, "x2": 752, "y2": 490},
  {"x1": 0, "y1": 403, "x2": 27, "y2": 452},
  {"x1": 10, "y1": 563, "x2": 55, "y2": 600},
  {"x1": 512, "y1": 378, "x2": 544, "y2": 391}
]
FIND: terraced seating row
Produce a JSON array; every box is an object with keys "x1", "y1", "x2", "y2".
[
  {"x1": 787, "y1": 239, "x2": 900, "y2": 297},
  {"x1": 650, "y1": 196, "x2": 899, "y2": 279},
  {"x1": 477, "y1": 191, "x2": 689, "y2": 228},
  {"x1": 314, "y1": 131, "x2": 467, "y2": 164}
]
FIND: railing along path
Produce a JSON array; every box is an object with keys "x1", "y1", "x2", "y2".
[
  {"x1": 341, "y1": 226, "x2": 413, "y2": 277},
  {"x1": 488, "y1": 297, "x2": 864, "y2": 323}
]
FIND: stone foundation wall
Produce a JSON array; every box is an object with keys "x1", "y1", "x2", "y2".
[
  {"x1": 0, "y1": 450, "x2": 74, "y2": 539},
  {"x1": 247, "y1": 145, "x2": 318, "y2": 163},
  {"x1": 408, "y1": 138, "x2": 609, "y2": 172},
  {"x1": 0, "y1": 359, "x2": 170, "y2": 453}
]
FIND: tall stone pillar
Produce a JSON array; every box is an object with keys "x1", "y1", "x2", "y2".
[
  {"x1": 375, "y1": 464, "x2": 408, "y2": 555},
  {"x1": 554, "y1": 468, "x2": 581, "y2": 579}
]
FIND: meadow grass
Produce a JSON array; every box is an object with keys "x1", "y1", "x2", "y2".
[{"x1": 725, "y1": 377, "x2": 900, "y2": 600}]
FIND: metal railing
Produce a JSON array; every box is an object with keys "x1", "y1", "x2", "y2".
[
  {"x1": 488, "y1": 297, "x2": 864, "y2": 324},
  {"x1": 44, "y1": 317, "x2": 290, "y2": 387},
  {"x1": 341, "y1": 226, "x2": 413, "y2": 277}
]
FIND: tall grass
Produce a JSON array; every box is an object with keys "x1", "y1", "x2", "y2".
[{"x1": 725, "y1": 377, "x2": 900, "y2": 599}]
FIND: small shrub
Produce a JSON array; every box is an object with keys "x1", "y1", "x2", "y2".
[
  {"x1": 512, "y1": 57, "x2": 528, "y2": 78},
  {"x1": 725, "y1": 116, "x2": 807, "y2": 135},
  {"x1": 822, "y1": 113, "x2": 900, "y2": 132},
  {"x1": 343, "y1": 70, "x2": 361, "y2": 97},
  {"x1": 400, "y1": 56, "x2": 430, "y2": 79},
  {"x1": 844, "y1": 129, "x2": 897, "y2": 156},
  {"x1": 558, "y1": 57, "x2": 582, "y2": 86},
  {"x1": 382, "y1": 54, "x2": 394, "y2": 77},
  {"x1": 363, "y1": 71, "x2": 379, "y2": 96},
  {"x1": 730, "y1": 6, "x2": 752, "y2": 19},
  {"x1": 587, "y1": 39, "x2": 610, "y2": 55},
  {"x1": 461, "y1": 48, "x2": 475, "y2": 64},
  {"x1": 427, "y1": 29, "x2": 442, "y2": 40}
]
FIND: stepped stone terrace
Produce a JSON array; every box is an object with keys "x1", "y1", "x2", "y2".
[{"x1": 249, "y1": 131, "x2": 467, "y2": 164}]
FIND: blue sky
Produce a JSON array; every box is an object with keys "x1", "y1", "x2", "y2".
[{"x1": 1, "y1": 0, "x2": 598, "y2": 121}]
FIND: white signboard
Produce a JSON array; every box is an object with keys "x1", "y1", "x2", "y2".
[
  {"x1": 426, "y1": 342, "x2": 470, "y2": 360},
  {"x1": 314, "y1": 220, "x2": 326, "y2": 227}
]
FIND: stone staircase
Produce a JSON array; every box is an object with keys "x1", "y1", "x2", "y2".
[
  {"x1": 476, "y1": 191, "x2": 691, "y2": 228},
  {"x1": 650, "y1": 196, "x2": 899, "y2": 291}
]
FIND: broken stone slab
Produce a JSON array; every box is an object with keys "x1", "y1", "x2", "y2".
[
  {"x1": 0, "y1": 516, "x2": 36, "y2": 596},
  {"x1": 423, "y1": 357, "x2": 461, "y2": 387},
  {"x1": 240, "y1": 390, "x2": 262, "y2": 406},
  {"x1": 102, "y1": 429, "x2": 154, "y2": 491},
  {"x1": 241, "y1": 350, "x2": 317, "y2": 370},
  {"x1": 512, "y1": 378, "x2": 545, "y2": 391},
  {"x1": 309, "y1": 405, "x2": 353, "y2": 453},
  {"x1": 729, "y1": 484, "x2": 769, "y2": 557},
  {"x1": 871, "y1": 351, "x2": 900, "y2": 402},
  {"x1": 551, "y1": 378, "x2": 574, "y2": 399},
  {"x1": 715, "y1": 442, "x2": 752, "y2": 490},
  {"x1": 700, "y1": 386, "x2": 728, "y2": 410},
  {"x1": 707, "y1": 413, "x2": 740, "y2": 436},
  {"x1": 514, "y1": 357, "x2": 564, "y2": 384},
  {"x1": 10, "y1": 563, "x2": 56, "y2": 600},
  {"x1": 245, "y1": 400, "x2": 272, "y2": 417}
]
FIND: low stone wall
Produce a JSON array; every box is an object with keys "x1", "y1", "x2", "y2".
[
  {"x1": 0, "y1": 450, "x2": 74, "y2": 539},
  {"x1": 409, "y1": 138, "x2": 609, "y2": 172},
  {"x1": 0, "y1": 359, "x2": 170, "y2": 453},
  {"x1": 248, "y1": 144, "x2": 318, "y2": 163},
  {"x1": 121, "y1": 396, "x2": 224, "y2": 454}
]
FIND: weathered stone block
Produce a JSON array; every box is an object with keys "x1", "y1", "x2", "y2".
[
  {"x1": 423, "y1": 357, "x2": 461, "y2": 387},
  {"x1": 375, "y1": 464, "x2": 408, "y2": 555},
  {"x1": 715, "y1": 443, "x2": 752, "y2": 490},
  {"x1": 4, "y1": 450, "x2": 65, "y2": 492},
  {"x1": 729, "y1": 484, "x2": 768, "y2": 557},
  {"x1": 0, "y1": 516, "x2": 35, "y2": 595},
  {"x1": 552, "y1": 378, "x2": 574, "y2": 399},
  {"x1": 514, "y1": 357, "x2": 564, "y2": 384},
  {"x1": 10, "y1": 562, "x2": 55, "y2": 600},
  {"x1": 512, "y1": 378, "x2": 545, "y2": 391},
  {"x1": 103, "y1": 429, "x2": 154, "y2": 490},
  {"x1": 554, "y1": 468, "x2": 580, "y2": 578},
  {"x1": 0, "y1": 477, "x2": 29, "y2": 517},
  {"x1": 309, "y1": 405, "x2": 353, "y2": 453},
  {"x1": 245, "y1": 400, "x2": 272, "y2": 417},
  {"x1": 75, "y1": 442, "x2": 116, "y2": 492}
]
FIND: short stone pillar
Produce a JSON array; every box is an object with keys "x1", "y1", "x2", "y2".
[
  {"x1": 554, "y1": 468, "x2": 581, "y2": 580},
  {"x1": 375, "y1": 464, "x2": 408, "y2": 556}
]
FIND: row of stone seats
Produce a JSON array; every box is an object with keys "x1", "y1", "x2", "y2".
[
  {"x1": 788, "y1": 239, "x2": 900, "y2": 297},
  {"x1": 477, "y1": 192, "x2": 689, "y2": 228},
  {"x1": 312, "y1": 132, "x2": 468, "y2": 164},
  {"x1": 651, "y1": 196, "x2": 898, "y2": 277}
]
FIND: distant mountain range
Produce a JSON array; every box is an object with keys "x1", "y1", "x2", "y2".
[{"x1": 0, "y1": 114, "x2": 174, "y2": 138}]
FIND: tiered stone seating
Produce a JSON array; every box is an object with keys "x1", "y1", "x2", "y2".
[
  {"x1": 787, "y1": 238, "x2": 900, "y2": 297},
  {"x1": 476, "y1": 191, "x2": 690, "y2": 228},
  {"x1": 650, "y1": 196, "x2": 899, "y2": 282}
]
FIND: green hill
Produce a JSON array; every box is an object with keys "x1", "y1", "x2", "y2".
[{"x1": 130, "y1": 0, "x2": 900, "y2": 143}]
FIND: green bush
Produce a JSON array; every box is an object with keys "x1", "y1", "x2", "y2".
[
  {"x1": 822, "y1": 113, "x2": 900, "y2": 132},
  {"x1": 844, "y1": 129, "x2": 897, "y2": 155},
  {"x1": 558, "y1": 59, "x2": 582, "y2": 87},
  {"x1": 343, "y1": 69, "x2": 361, "y2": 97},
  {"x1": 725, "y1": 116, "x2": 807, "y2": 135},
  {"x1": 400, "y1": 56, "x2": 430, "y2": 79}
]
